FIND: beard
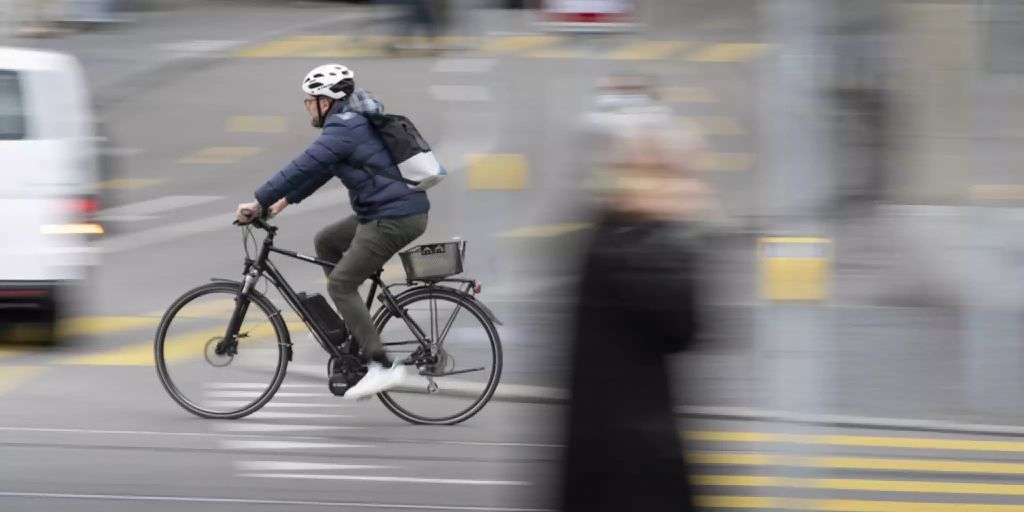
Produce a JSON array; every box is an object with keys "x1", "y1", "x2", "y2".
[{"x1": 311, "y1": 116, "x2": 325, "y2": 128}]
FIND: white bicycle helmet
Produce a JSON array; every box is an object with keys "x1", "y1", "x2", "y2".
[{"x1": 302, "y1": 64, "x2": 355, "y2": 100}]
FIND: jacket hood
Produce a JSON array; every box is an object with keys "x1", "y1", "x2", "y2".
[{"x1": 337, "y1": 88, "x2": 385, "y2": 116}]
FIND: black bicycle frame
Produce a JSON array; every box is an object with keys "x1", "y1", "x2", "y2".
[{"x1": 219, "y1": 223, "x2": 436, "y2": 360}]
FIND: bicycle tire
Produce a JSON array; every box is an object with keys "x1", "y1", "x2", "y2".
[
  {"x1": 154, "y1": 282, "x2": 290, "y2": 419},
  {"x1": 373, "y1": 286, "x2": 502, "y2": 425}
]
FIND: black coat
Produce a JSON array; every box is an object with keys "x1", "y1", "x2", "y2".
[{"x1": 560, "y1": 211, "x2": 700, "y2": 512}]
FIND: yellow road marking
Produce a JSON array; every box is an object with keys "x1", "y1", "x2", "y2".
[
  {"x1": 57, "y1": 316, "x2": 159, "y2": 338},
  {"x1": 758, "y1": 237, "x2": 832, "y2": 245},
  {"x1": 658, "y1": 86, "x2": 717, "y2": 103},
  {"x1": 477, "y1": 35, "x2": 562, "y2": 55},
  {"x1": 57, "y1": 326, "x2": 222, "y2": 366},
  {"x1": 526, "y1": 47, "x2": 582, "y2": 59},
  {"x1": 496, "y1": 223, "x2": 592, "y2": 238},
  {"x1": 94, "y1": 179, "x2": 162, "y2": 190},
  {"x1": 607, "y1": 40, "x2": 689, "y2": 60},
  {"x1": 688, "y1": 43, "x2": 771, "y2": 62},
  {"x1": 694, "y1": 152, "x2": 752, "y2": 172},
  {"x1": 690, "y1": 452, "x2": 1024, "y2": 475},
  {"x1": 227, "y1": 116, "x2": 288, "y2": 134},
  {"x1": 700, "y1": 18, "x2": 753, "y2": 31},
  {"x1": 687, "y1": 431, "x2": 777, "y2": 443},
  {"x1": 697, "y1": 496, "x2": 1024, "y2": 511},
  {"x1": 0, "y1": 347, "x2": 27, "y2": 360},
  {"x1": 686, "y1": 430, "x2": 1024, "y2": 453},
  {"x1": 466, "y1": 153, "x2": 529, "y2": 190},
  {"x1": 59, "y1": 320, "x2": 302, "y2": 367},
  {"x1": 308, "y1": 35, "x2": 392, "y2": 58},
  {"x1": 680, "y1": 116, "x2": 744, "y2": 135},
  {"x1": 820, "y1": 434, "x2": 1024, "y2": 453},
  {"x1": 971, "y1": 184, "x2": 1024, "y2": 200},
  {"x1": 178, "y1": 146, "x2": 262, "y2": 165},
  {"x1": 0, "y1": 366, "x2": 46, "y2": 395},
  {"x1": 233, "y1": 35, "x2": 344, "y2": 58},
  {"x1": 694, "y1": 475, "x2": 1024, "y2": 496}
]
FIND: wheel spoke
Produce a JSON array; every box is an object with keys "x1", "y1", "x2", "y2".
[
  {"x1": 376, "y1": 289, "x2": 501, "y2": 425},
  {"x1": 155, "y1": 284, "x2": 287, "y2": 420}
]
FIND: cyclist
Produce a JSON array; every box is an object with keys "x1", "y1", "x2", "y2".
[{"x1": 235, "y1": 64, "x2": 429, "y2": 400}]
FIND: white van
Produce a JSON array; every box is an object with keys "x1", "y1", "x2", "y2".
[{"x1": 0, "y1": 47, "x2": 102, "y2": 342}]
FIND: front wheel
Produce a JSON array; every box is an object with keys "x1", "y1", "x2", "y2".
[
  {"x1": 374, "y1": 286, "x2": 502, "y2": 425},
  {"x1": 154, "y1": 282, "x2": 290, "y2": 419}
]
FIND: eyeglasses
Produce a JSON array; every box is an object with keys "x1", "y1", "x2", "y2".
[{"x1": 303, "y1": 98, "x2": 317, "y2": 107}]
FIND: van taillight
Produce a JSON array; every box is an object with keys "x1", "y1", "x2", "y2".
[{"x1": 69, "y1": 197, "x2": 100, "y2": 215}]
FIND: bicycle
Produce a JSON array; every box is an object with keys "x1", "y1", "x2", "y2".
[{"x1": 153, "y1": 215, "x2": 503, "y2": 425}]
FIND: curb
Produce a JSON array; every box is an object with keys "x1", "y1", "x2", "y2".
[{"x1": 292, "y1": 364, "x2": 1024, "y2": 436}]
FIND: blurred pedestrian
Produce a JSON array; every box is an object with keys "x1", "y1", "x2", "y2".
[
  {"x1": 384, "y1": 0, "x2": 444, "y2": 52},
  {"x1": 559, "y1": 123, "x2": 710, "y2": 512}
]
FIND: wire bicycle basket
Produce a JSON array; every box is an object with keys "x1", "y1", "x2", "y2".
[{"x1": 399, "y1": 240, "x2": 467, "y2": 281}]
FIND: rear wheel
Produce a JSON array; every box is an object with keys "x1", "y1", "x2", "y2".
[
  {"x1": 374, "y1": 286, "x2": 502, "y2": 425},
  {"x1": 154, "y1": 282, "x2": 290, "y2": 419}
]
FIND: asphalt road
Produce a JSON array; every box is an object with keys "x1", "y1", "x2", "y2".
[{"x1": 10, "y1": 1, "x2": 1024, "y2": 511}]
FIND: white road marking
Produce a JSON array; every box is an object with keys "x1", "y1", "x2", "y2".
[
  {"x1": 95, "y1": 195, "x2": 222, "y2": 221},
  {"x1": 247, "y1": 411, "x2": 352, "y2": 420},
  {"x1": 160, "y1": 39, "x2": 241, "y2": 54},
  {"x1": 241, "y1": 473, "x2": 531, "y2": 486},
  {"x1": 236, "y1": 461, "x2": 392, "y2": 472},
  {"x1": 100, "y1": 188, "x2": 348, "y2": 253},
  {"x1": 223, "y1": 440, "x2": 370, "y2": 450},
  {"x1": 206, "y1": 401, "x2": 351, "y2": 409},
  {"x1": 204, "y1": 382, "x2": 322, "y2": 390},
  {"x1": 0, "y1": 492, "x2": 553, "y2": 511},
  {"x1": 100, "y1": 147, "x2": 143, "y2": 157},
  {"x1": 205, "y1": 391, "x2": 323, "y2": 399},
  {"x1": 432, "y1": 58, "x2": 497, "y2": 73},
  {"x1": 212, "y1": 423, "x2": 360, "y2": 433},
  {"x1": 429, "y1": 85, "x2": 492, "y2": 102}
]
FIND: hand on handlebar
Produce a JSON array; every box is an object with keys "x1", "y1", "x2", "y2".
[{"x1": 235, "y1": 201, "x2": 262, "y2": 225}]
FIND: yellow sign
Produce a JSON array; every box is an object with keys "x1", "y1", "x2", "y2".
[{"x1": 757, "y1": 237, "x2": 832, "y2": 301}]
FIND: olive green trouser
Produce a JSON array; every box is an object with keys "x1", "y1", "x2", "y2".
[{"x1": 314, "y1": 213, "x2": 428, "y2": 361}]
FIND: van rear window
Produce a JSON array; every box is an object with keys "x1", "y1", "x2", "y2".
[{"x1": 0, "y1": 70, "x2": 26, "y2": 140}]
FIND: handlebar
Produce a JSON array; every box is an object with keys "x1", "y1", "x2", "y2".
[{"x1": 234, "y1": 208, "x2": 277, "y2": 233}]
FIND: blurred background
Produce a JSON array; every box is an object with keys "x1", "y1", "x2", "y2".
[{"x1": 4, "y1": 0, "x2": 1024, "y2": 510}]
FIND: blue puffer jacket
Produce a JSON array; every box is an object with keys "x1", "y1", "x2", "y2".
[{"x1": 254, "y1": 90, "x2": 430, "y2": 222}]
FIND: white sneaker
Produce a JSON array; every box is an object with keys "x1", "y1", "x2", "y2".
[{"x1": 343, "y1": 362, "x2": 406, "y2": 400}]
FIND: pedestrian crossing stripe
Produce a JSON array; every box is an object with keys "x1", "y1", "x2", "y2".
[{"x1": 232, "y1": 35, "x2": 771, "y2": 62}]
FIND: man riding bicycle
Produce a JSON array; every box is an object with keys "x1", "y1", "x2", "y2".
[{"x1": 235, "y1": 64, "x2": 429, "y2": 400}]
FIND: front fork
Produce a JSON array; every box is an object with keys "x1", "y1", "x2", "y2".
[{"x1": 215, "y1": 265, "x2": 259, "y2": 356}]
